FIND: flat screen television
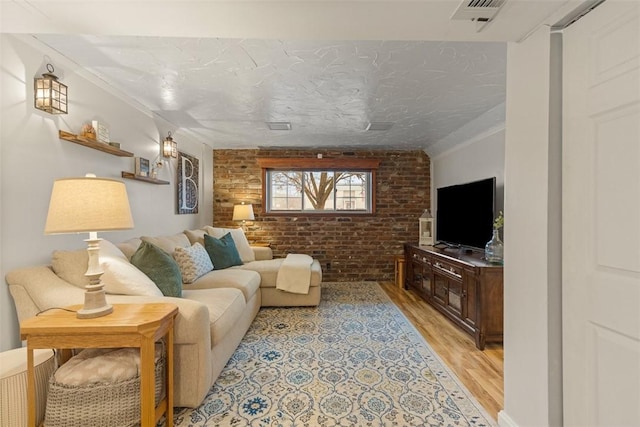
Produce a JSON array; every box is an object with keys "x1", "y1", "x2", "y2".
[{"x1": 436, "y1": 177, "x2": 496, "y2": 250}]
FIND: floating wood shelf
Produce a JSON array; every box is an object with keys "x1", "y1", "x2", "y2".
[
  {"x1": 59, "y1": 130, "x2": 134, "y2": 157},
  {"x1": 121, "y1": 171, "x2": 170, "y2": 185}
]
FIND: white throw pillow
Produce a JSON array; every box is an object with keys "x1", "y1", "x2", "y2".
[
  {"x1": 203, "y1": 226, "x2": 255, "y2": 263},
  {"x1": 173, "y1": 243, "x2": 214, "y2": 283},
  {"x1": 51, "y1": 240, "x2": 163, "y2": 296},
  {"x1": 101, "y1": 254, "x2": 163, "y2": 296}
]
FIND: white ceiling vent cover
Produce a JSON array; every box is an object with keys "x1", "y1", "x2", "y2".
[{"x1": 450, "y1": 0, "x2": 506, "y2": 22}]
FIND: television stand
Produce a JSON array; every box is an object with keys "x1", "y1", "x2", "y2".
[{"x1": 404, "y1": 244, "x2": 503, "y2": 350}]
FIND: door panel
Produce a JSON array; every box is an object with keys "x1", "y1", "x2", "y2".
[{"x1": 563, "y1": 1, "x2": 640, "y2": 425}]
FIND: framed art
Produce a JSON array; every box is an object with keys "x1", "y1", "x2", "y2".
[
  {"x1": 92, "y1": 120, "x2": 110, "y2": 143},
  {"x1": 135, "y1": 157, "x2": 150, "y2": 177},
  {"x1": 177, "y1": 151, "x2": 199, "y2": 214}
]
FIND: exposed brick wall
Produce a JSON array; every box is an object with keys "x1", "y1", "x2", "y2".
[{"x1": 213, "y1": 149, "x2": 430, "y2": 282}]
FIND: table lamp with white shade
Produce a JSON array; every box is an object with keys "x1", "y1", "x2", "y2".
[
  {"x1": 232, "y1": 202, "x2": 254, "y2": 231},
  {"x1": 44, "y1": 174, "x2": 134, "y2": 318}
]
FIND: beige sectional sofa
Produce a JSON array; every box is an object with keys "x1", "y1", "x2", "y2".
[{"x1": 6, "y1": 227, "x2": 322, "y2": 408}]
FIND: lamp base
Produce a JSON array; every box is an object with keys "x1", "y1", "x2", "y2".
[
  {"x1": 77, "y1": 289, "x2": 113, "y2": 319},
  {"x1": 77, "y1": 234, "x2": 113, "y2": 319}
]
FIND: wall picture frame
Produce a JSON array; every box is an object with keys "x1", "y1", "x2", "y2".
[
  {"x1": 135, "y1": 157, "x2": 150, "y2": 177},
  {"x1": 91, "y1": 120, "x2": 110, "y2": 143},
  {"x1": 177, "y1": 151, "x2": 199, "y2": 214}
]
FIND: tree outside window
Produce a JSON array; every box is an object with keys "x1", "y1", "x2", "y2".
[
  {"x1": 268, "y1": 170, "x2": 370, "y2": 213},
  {"x1": 258, "y1": 157, "x2": 380, "y2": 216}
]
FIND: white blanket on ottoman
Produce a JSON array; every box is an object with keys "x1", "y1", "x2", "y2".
[{"x1": 276, "y1": 254, "x2": 313, "y2": 294}]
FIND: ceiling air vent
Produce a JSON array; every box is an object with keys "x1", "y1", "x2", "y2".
[
  {"x1": 266, "y1": 121, "x2": 292, "y2": 130},
  {"x1": 365, "y1": 122, "x2": 393, "y2": 131},
  {"x1": 450, "y1": 0, "x2": 506, "y2": 23}
]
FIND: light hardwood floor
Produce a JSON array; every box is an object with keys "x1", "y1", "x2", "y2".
[{"x1": 379, "y1": 281, "x2": 504, "y2": 420}]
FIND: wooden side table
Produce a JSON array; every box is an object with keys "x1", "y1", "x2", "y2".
[{"x1": 20, "y1": 303, "x2": 178, "y2": 427}]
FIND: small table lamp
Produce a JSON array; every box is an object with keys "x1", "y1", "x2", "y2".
[
  {"x1": 232, "y1": 203, "x2": 254, "y2": 231},
  {"x1": 44, "y1": 174, "x2": 134, "y2": 318}
]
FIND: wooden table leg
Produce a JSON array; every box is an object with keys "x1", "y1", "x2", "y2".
[
  {"x1": 140, "y1": 337, "x2": 155, "y2": 427},
  {"x1": 27, "y1": 347, "x2": 36, "y2": 427},
  {"x1": 166, "y1": 322, "x2": 174, "y2": 427}
]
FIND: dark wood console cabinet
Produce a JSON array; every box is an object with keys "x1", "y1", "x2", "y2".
[{"x1": 404, "y1": 244, "x2": 503, "y2": 350}]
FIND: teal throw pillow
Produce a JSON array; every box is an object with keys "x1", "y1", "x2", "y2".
[
  {"x1": 130, "y1": 241, "x2": 183, "y2": 297},
  {"x1": 204, "y1": 233, "x2": 243, "y2": 270}
]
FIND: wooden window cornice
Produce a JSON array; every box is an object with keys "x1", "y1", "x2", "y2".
[{"x1": 257, "y1": 158, "x2": 380, "y2": 170}]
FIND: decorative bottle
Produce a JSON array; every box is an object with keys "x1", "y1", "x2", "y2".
[{"x1": 484, "y1": 229, "x2": 503, "y2": 264}]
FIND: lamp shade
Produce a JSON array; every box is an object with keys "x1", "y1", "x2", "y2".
[
  {"x1": 232, "y1": 204, "x2": 255, "y2": 221},
  {"x1": 44, "y1": 176, "x2": 134, "y2": 234}
]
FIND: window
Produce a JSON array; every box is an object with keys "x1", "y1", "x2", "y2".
[{"x1": 257, "y1": 158, "x2": 380, "y2": 215}]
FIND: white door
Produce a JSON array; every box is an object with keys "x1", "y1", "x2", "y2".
[{"x1": 563, "y1": 1, "x2": 640, "y2": 426}]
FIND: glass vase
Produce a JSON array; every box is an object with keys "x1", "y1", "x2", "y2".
[{"x1": 484, "y1": 229, "x2": 503, "y2": 265}]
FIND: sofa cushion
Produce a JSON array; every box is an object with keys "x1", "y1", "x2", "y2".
[
  {"x1": 182, "y1": 288, "x2": 246, "y2": 346},
  {"x1": 203, "y1": 226, "x2": 255, "y2": 263},
  {"x1": 141, "y1": 233, "x2": 190, "y2": 255},
  {"x1": 51, "y1": 248, "x2": 89, "y2": 288},
  {"x1": 51, "y1": 240, "x2": 163, "y2": 297},
  {"x1": 204, "y1": 233, "x2": 243, "y2": 270},
  {"x1": 237, "y1": 258, "x2": 323, "y2": 289},
  {"x1": 185, "y1": 268, "x2": 260, "y2": 302},
  {"x1": 117, "y1": 237, "x2": 142, "y2": 260},
  {"x1": 173, "y1": 243, "x2": 213, "y2": 284},
  {"x1": 230, "y1": 259, "x2": 283, "y2": 289},
  {"x1": 52, "y1": 346, "x2": 161, "y2": 386},
  {"x1": 131, "y1": 241, "x2": 183, "y2": 297},
  {"x1": 183, "y1": 229, "x2": 207, "y2": 246}
]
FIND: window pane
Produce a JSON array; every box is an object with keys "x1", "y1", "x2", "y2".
[
  {"x1": 303, "y1": 171, "x2": 335, "y2": 210},
  {"x1": 335, "y1": 172, "x2": 368, "y2": 210},
  {"x1": 270, "y1": 171, "x2": 302, "y2": 210}
]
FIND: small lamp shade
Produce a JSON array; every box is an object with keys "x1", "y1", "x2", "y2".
[
  {"x1": 232, "y1": 203, "x2": 255, "y2": 222},
  {"x1": 45, "y1": 176, "x2": 134, "y2": 234}
]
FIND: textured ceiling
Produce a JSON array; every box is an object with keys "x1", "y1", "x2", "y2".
[
  {"x1": 36, "y1": 35, "x2": 506, "y2": 150},
  {"x1": 5, "y1": 0, "x2": 581, "y2": 151}
]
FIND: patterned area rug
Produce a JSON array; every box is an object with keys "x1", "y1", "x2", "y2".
[{"x1": 174, "y1": 282, "x2": 495, "y2": 427}]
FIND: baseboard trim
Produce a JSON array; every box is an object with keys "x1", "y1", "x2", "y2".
[{"x1": 498, "y1": 410, "x2": 519, "y2": 427}]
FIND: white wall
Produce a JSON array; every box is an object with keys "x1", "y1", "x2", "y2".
[
  {"x1": 499, "y1": 24, "x2": 562, "y2": 427},
  {"x1": 0, "y1": 34, "x2": 213, "y2": 351},
  {"x1": 430, "y1": 121, "x2": 505, "y2": 216}
]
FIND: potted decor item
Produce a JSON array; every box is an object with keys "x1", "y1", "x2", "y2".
[{"x1": 485, "y1": 211, "x2": 504, "y2": 264}]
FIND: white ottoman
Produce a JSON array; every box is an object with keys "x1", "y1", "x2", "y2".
[{"x1": 0, "y1": 347, "x2": 56, "y2": 427}]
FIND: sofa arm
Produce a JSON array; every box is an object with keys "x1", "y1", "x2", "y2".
[
  {"x1": 6, "y1": 266, "x2": 86, "y2": 322},
  {"x1": 252, "y1": 246, "x2": 273, "y2": 261},
  {"x1": 6, "y1": 266, "x2": 210, "y2": 348}
]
